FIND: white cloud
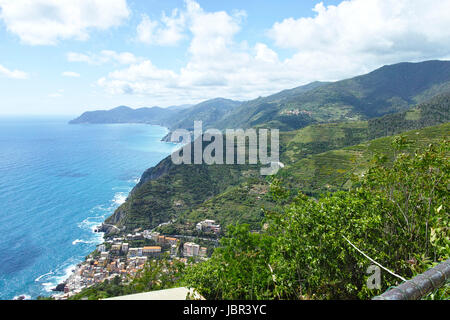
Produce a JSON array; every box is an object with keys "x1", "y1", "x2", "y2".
[
  {"x1": 0, "y1": 64, "x2": 28, "y2": 79},
  {"x1": 0, "y1": 0, "x2": 130, "y2": 45},
  {"x1": 62, "y1": 71, "x2": 80, "y2": 77},
  {"x1": 136, "y1": 10, "x2": 186, "y2": 46},
  {"x1": 67, "y1": 50, "x2": 140, "y2": 65},
  {"x1": 268, "y1": 0, "x2": 450, "y2": 76},
  {"x1": 97, "y1": 0, "x2": 450, "y2": 106}
]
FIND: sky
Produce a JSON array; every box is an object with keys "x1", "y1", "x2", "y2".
[{"x1": 0, "y1": 0, "x2": 450, "y2": 116}]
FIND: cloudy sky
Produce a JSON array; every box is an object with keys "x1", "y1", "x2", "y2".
[{"x1": 1, "y1": 0, "x2": 450, "y2": 115}]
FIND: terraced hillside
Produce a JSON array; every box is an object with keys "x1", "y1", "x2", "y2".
[{"x1": 280, "y1": 123, "x2": 449, "y2": 196}]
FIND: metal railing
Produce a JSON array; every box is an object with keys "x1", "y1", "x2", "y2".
[{"x1": 373, "y1": 258, "x2": 450, "y2": 300}]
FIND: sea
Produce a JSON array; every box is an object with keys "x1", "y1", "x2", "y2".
[{"x1": 0, "y1": 116, "x2": 176, "y2": 300}]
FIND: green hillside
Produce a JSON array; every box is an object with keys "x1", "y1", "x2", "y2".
[
  {"x1": 368, "y1": 92, "x2": 450, "y2": 139},
  {"x1": 101, "y1": 72, "x2": 450, "y2": 237},
  {"x1": 215, "y1": 60, "x2": 450, "y2": 131},
  {"x1": 280, "y1": 123, "x2": 449, "y2": 196}
]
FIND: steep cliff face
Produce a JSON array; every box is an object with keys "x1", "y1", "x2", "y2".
[
  {"x1": 132, "y1": 156, "x2": 175, "y2": 193},
  {"x1": 103, "y1": 146, "x2": 262, "y2": 235}
]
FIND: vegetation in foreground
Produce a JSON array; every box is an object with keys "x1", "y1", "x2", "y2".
[{"x1": 184, "y1": 140, "x2": 449, "y2": 299}]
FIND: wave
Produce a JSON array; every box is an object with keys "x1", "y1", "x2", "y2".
[
  {"x1": 40, "y1": 261, "x2": 78, "y2": 293},
  {"x1": 34, "y1": 271, "x2": 54, "y2": 282},
  {"x1": 72, "y1": 239, "x2": 98, "y2": 245}
]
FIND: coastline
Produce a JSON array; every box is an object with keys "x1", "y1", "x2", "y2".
[{"x1": 48, "y1": 124, "x2": 174, "y2": 300}]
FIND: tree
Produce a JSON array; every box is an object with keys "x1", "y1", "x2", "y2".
[{"x1": 183, "y1": 140, "x2": 449, "y2": 299}]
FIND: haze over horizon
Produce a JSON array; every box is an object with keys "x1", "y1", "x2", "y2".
[{"x1": 1, "y1": 0, "x2": 450, "y2": 115}]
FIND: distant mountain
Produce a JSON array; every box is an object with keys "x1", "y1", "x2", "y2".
[
  {"x1": 70, "y1": 60, "x2": 450, "y2": 133},
  {"x1": 69, "y1": 105, "x2": 178, "y2": 125},
  {"x1": 214, "y1": 60, "x2": 450, "y2": 131},
  {"x1": 69, "y1": 99, "x2": 242, "y2": 130}
]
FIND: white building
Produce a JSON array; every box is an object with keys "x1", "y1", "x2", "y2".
[
  {"x1": 183, "y1": 242, "x2": 200, "y2": 257},
  {"x1": 196, "y1": 219, "x2": 221, "y2": 234}
]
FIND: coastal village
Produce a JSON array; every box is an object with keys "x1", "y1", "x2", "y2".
[{"x1": 52, "y1": 220, "x2": 221, "y2": 299}]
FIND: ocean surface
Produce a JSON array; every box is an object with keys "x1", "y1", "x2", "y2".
[{"x1": 0, "y1": 116, "x2": 176, "y2": 300}]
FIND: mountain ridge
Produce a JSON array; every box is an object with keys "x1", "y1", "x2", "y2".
[{"x1": 70, "y1": 60, "x2": 450, "y2": 133}]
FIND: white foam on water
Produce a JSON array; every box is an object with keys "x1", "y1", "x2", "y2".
[
  {"x1": 34, "y1": 271, "x2": 54, "y2": 282},
  {"x1": 129, "y1": 177, "x2": 140, "y2": 184},
  {"x1": 112, "y1": 192, "x2": 127, "y2": 206},
  {"x1": 41, "y1": 262, "x2": 78, "y2": 293},
  {"x1": 72, "y1": 239, "x2": 98, "y2": 245}
]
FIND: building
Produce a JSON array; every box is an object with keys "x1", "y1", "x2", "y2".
[
  {"x1": 170, "y1": 244, "x2": 178, "y2": 256},
  {"x1": 111, "y1": 244, "x2": 121, "y2": 253},
  {"x1": 157, "y1": 235, "x2": 166, "y2": 244},
  {"x1": 142, "y1": 246, "x2": 161, "y2": 256},
  {"x1": 137, "y1": 256, "x2": 148, "y2": 265},
  {"x1": 183, "y1": 242, "x2": 200, "y2": 257},
  {"x1": 150, "y1": 232, "x2": 160, "y2": 243},
  {"x1": 98, "y1": 244, "x2": 106, "y2": 253},
  {"x1": 199, "y1": 247, "x2": 207, "y2": 257},
  {"x1": 98, "y1": 257, "x2": 107, "y2": 267},
  {"x1": 128, "y1": 248, "x2": 138, "y2": 257},
  {"x1": 196, "y1": 219, "x2": 221, "y2": 234},
  {"x1": 121, "y1": 243, "x2": 129, "y2": 254},
  {"x1": 165, "y1": 237, "x2": 179, "y2": 246}
]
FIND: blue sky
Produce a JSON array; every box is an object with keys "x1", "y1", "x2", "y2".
[{"x1": 0, "y1": 0, "x2": 449, "y2": 115}]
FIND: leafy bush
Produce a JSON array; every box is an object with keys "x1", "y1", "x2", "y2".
[{"x1": 184, "y1": 140, "x2": 449, "y2": 299}]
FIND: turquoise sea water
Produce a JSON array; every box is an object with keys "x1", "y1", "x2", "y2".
[{"x1": 0, "y1": 117, "x2": 175, "y2": 300}]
